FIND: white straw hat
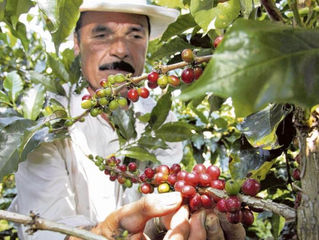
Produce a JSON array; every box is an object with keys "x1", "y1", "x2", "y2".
[{"x1": 79, "y1": 0, "x2": 180, "y2": 40}]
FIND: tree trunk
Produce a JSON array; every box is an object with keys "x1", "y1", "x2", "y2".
[{"x1": 295, "y1": 108, "x2": 319, "y2": 240}]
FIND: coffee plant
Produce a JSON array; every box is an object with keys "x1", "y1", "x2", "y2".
[{"x1": 1, "y1": 0, "x2": 319, "y2": 239}]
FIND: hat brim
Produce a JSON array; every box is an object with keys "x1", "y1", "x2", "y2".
[{"x1": 80, "y1": 3, "x2": 179, "y2": 40}]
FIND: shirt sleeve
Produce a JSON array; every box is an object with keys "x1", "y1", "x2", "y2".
[{"x1": 11, "y1": 141, "x2": 95, "y2": 240}]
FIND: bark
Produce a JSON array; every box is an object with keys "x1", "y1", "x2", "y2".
[{"x1": 295, "y1": 108, "x2": 319, "y2": 240}]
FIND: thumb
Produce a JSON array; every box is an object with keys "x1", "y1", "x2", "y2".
[{"x1": 103, "y1": 192, "x2": 183, "y2": 235}]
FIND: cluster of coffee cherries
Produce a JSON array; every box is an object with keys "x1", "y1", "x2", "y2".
[
  {"x1": 94, "y1": 154, "x2": 262, "y2": 226},
  {"x1": 146, "y1": 49, "x2": 204, "y2": 90},
  {"x1": 215, "y1": 178, "x2": 261, "y2": 225},
  {"x1": 81, "y1": 73, "x2": 129, "y2": 116}
]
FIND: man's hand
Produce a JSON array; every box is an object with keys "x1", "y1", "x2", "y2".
[
  {"x1": 161, "y1": 206, "x2": 246, "y2": 240},
  {"x1": 69, "y1": 192, "x2": 245, "y2": 240},
  {"x1": 91, "y1": 192, "x2": 183, "y2": 239}
]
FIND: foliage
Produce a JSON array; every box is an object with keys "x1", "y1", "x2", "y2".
[{"x1": 1, "y1": 0, "x2": 319, "y2": 238}]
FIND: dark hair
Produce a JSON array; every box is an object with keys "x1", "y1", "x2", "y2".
[{"x1": 75, "y1": 12, "x2": 151, "y2": 41}]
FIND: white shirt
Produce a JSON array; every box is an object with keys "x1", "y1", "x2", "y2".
[{"x1": 10, "y1": 86, "x2": 183, "y2": 239}]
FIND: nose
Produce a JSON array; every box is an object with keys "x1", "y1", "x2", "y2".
[{"x1": 109, "y1": 38, "x2": 129, "y2": 60}]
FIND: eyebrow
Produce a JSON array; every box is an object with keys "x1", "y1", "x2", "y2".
[{"x1": 92, "y1": 25, "x2": 112, "y2": 34}]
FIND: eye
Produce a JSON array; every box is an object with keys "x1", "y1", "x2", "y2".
[{"x1": 95, "y1": 34, "x2": 105, "y2": 38}]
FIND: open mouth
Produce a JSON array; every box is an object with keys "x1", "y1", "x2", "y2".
[{"x1": 99, "y1": 61, "x2": 135, "y2": 74}]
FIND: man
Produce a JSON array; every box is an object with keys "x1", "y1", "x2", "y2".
[{"x1": 10, "y1": 0, "x2": 245, "y2": 239}]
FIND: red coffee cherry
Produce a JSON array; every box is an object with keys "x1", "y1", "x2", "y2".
[
  {"x1": 181, "y1": 185, "x2": 196, "y2": 198},
  {"x1": 147, "y1": 71, "x2": 159, "y2": 83},
  {"x1": 144, "y1": 167, "x2": 155, "y2": 179},
  {"x1": 241, "y1": 178, "x2": 261, "y2": 196},
  {"x1": 189, "y1": 193, "x2": 202, "y2": 212},
  {"x1": 181, "y1": 68, "x2": 195, "y2": 84},
  {"x1": 207, "y1": 165, "x2": 220, "y2": 180},
  {"x1": 82, "y1": 94, "x2": 92, "y2": 101},
  {"x1": 193, "y1": 164, "x2": 206, "y2": 174},
  {"x1": 99, "y1": 79, "x2": 108, "y2": 88},
  {"x1": 174, "y1": 180, "x2": 186, "y2": 192},
  {"x1": 226, "y1": 211, "x2": 242, "y2": 224},
  {"x1": 147, "y1": 81, "x2": 158, "y2": 89},
  {"x1": 198, "y1": 173, "x2": 212, "y2": 187},
  {"x1": 168, "y1": 75, "x2": 181, "y2": 87},
  {"x1": 170, "y1": 163, "x2": 181, "y2": 174},
  {"x1": 137, "y1": 87, "x2": 150, "y2": 98},
  {"x1": 201, "y1": 194, "x2": 213, "y2": 209},
  {"x1": 216, "y1": 198, "x2": 228, "y2": 212},
  {"x1": 194, "y1": 67, "x2": 203, "y2": 80},
  {"x1": 185, "y1": 172, "x2": 199, "y2": 187},
  {"x1": 156, "y1": 165, "x2": 170, "y2": 175},
  {"x1": 127, "y1": 88, "x2": 139, "y2": 102},
  {"x1": 210, "y1": 179, "x2": 225, "y2": 190},
  {"x1": 241, "y1": 209, "x2": 254, "y2": 226},
  {"x1": 140, "y1": 183, "x2": 153, "y2": 194},
  {"x1": 128, "y1": 162, "x2": 137, "y2": 172},
  {"x1": 177, "y1": 170, "x2": 188, "y2": 181},
  {"x1": 167, "y1": 174, "x2": 178, "y2": 186},
  {"x1": 213, "y1": 35, "x2": 224, "y2": 48},
  {"x1": 292, "y1": 168, "x2": 301, "y2": 180},
  {"x1": 225, "y1": 196, "x2": 241, "y2": 212}
]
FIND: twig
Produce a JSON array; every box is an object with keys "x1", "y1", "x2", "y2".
[
  {"x1": 261, "y1": 0, "x2": 285, "y2": 22},
  {"x1": 288, "y1": 0, "x2": 303, "y2": 26},
  {"x1": 113, "y1": 55, "x2": 212, "y2": 95},
  {"x1": 201, "y1": 188, "x2": 296, "y2": 221},
  {"x1": 0, "y1": 210, "x2": 107, "y2": 240}
]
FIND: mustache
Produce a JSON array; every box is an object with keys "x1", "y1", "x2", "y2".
[{"x1": 99, "y1": 61, "x2": 135, "y2": 74}]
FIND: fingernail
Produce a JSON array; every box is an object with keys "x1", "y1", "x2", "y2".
[{"x1": 155, "y1": 192, "x2": 182, "y2": 206}]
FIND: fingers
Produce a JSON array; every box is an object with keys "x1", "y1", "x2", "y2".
[
  {"x1": 100, "y1": 192, "x2": 182, "y2": 238},
  {"x1": 163, "y1": 205, "x2": 190, "y2": 240},
  {"x1": 214, "y1": 210, "x2": 246, "y2": 240},
  {"x1": 205, "y1": 211, "x2": 225, "y2": 240},
  {"x1": 188, "y1": 210, "x2": 206, "y2": 240}
]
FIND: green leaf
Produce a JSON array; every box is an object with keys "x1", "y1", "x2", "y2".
[
  {"x1": 180, "y1": 19, "x2": 319, "y2": 117},
  {"x1": 0, "y1": 117, "x2": 36, "y2": 179},
  {"x1": 111, "y1": 108, "x2": 137, "y2": 141},
  {"x1": 22, "y1": 84, "x2": 46, "y2": 120},
  {"x1": 38, "y1": 0, "x2": 82, "y2": 52},
  {"x1": 238, "y1": 104, "x2": 292, "y2": 150},
  {"x1": 138, "y1": 113, "x2": 151, "y2": 123},
  {"x1": 249, "y1": 159, "x2": 277, "y2": 181},
  {"x1": 149, "y1": 92, "x2": 172, "y2": 130},
  {"x1": 161, "y1": 13, "x2": 197, "y2": 41},
  {"x1": 121, "y1": 146, "x2": 159, "y2": 163},
  {"x1": 19, "y1": 125, "x2": 69, "y2": 162},
  {"x1": 3, "y1": 71, "x2": 23, "y2": 103},
  {"x1": 138, "y1": 136, "x2": 169, "y2": 150},
  {"x1": 154, "y1": 0, "x2": 184, "y2": 8},
  {"x1": 5, "y1": 21, "x2": 29, "y2": 51},
  {"x1": 190, "y1": 0, "x2": 240, "y2": 32},
  {"x1": 0, "y1": 0, "x2": 6, "y2": 21},
  {"x1": 155, "y1": 121, "x2": 196, "y2": 142},
  {"x1": 208, "y1": 95, "x2": 225, "y2": 113},
  {"x1": 151, "y1": 37, "x2": 194, "y2": 61},
  {"x1": 29, "y1": 71, "x2": 66, "y2": 95},
  {"x1": 240, "y1": 0, "x2": 254, "y2": 19},
  {"x1": 5, "y1": 0, "x2": 33, "y2": 28},
  {"x1": 47, "y1": 53, "x2": 70, "y2": 82},
  {"x1": 271, "y1": 214, "x2": 285, "y2": 240},
  {"x1": 229, "y1": 144, "x2": 276, "y2": 180},
  {"x1": 0, "y1": 91, "x2": 10, "y2": 105}
]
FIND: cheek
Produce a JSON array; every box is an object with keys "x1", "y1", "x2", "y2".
[{"x1": 131, "y1": 43, "x2": 147, "y2": 74}]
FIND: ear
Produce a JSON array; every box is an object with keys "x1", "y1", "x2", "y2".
[{"x1": 74, "y1": 33, "x2": 80, "y2": 56}]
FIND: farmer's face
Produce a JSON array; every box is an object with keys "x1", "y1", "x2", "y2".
[{"x1": 74, "y1": 12, "x2": 149, "y2": 90}]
